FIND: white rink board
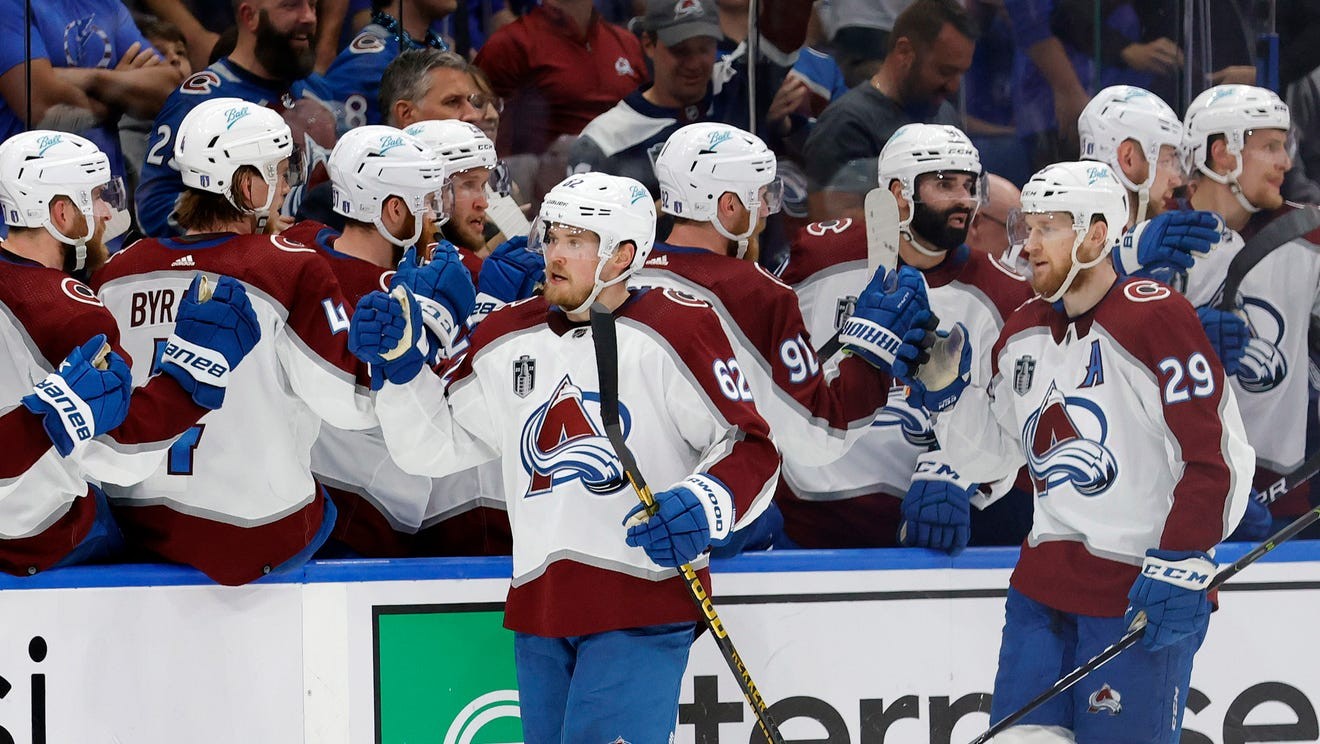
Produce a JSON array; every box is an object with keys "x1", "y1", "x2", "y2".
[{"x1": 0, "y1": 545, "x2": 1316, "y2": 743}]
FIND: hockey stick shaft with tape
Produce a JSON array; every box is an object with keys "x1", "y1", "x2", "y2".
[
  {"x1": 589, "y1": 303, "x2": 785, "y2": 744},
  {"x1": 817, "y1": 187, "x2": 901, "y2": 359}
]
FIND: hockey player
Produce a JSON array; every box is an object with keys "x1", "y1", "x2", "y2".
[
  {"x1": 779, "y1": 123, "x2": 1034, "y2": 551},
  {"x1": 291, "y1": 125, "x2": 509, "y2": 557},
  {"x1": 135, "y1": 0, "x2": 337, "y2": 237},
  {"x1": 348, "y1": 172, "x2": 780, "y2": 742},
  {"x1": 321, "y1": 0, "x2": 453, "y2": 131},
  {"x1": 1078, "y1": 85, "x2": 1250, "y2": 382},
  {"x1": 403, "y1": 118, "x2": 545, "y2": 330},
  {"x1": 1117, "y1": 85, "x2": 1311, "y2": 524},
  {"x1": 911, "y1": 161, "x2": 1253, "y2": 742},
  {"x1": 639, "y1": 122, "x2": 939, "y2": 545},
  {"x1": 0, "y1": 130, "x2": 258, "y2": 575},
  {"x1": 93, "y1": 98, "x2": 377, "y2": 585}
]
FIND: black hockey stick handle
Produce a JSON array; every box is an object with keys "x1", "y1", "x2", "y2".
[
  {"x1": 1256, "y1": 446, "x2": 1320, "y2": 505},
  {"x1": 969, "y1": 503, "x2": 1320, "y2": 744},
  {"x1": 816, "y1": 332, "x2": 843, "y2": 361},
  {"x1": 589, "y1": 304, "x2": 785, "y2": 744}
]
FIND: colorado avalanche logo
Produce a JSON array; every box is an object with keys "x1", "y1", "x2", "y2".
[
  {"x1": 520, "y1": 376, "x2": 628, "y2": 498},
  {"x1": 1022, "y1": 382, "x2": 1118, "y2": 496},
  {"x1": 871, "y1": 384, "x2": 936, "y2": 447},
  {"x1": 1227, "y1": 292, "x2": 1287, "y2": 394},
  {"x1": 1087, "y1": 684, "x2": 1122, "y2": 715}
]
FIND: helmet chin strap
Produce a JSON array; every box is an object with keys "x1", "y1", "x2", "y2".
[
  {"x1": 711, "y1": 194, "x2": 760, "y2": 253},
  {"x1": 44, "y1": 214, "x2": 93, "y2": 272},
  {"x1": 1041, "y1": 227, "x2": 1112, "y2": 303},
  {"x1": 567, "y1": 245, "x2": 631, "y2": 315},
  {"x1": 1198, "y1": 153, "x2": 1261, "y2": 214},
  {"x1": 374, "y1": 212, "x2": 424, "y2": 249},
  {"x1": 903, "y1": 228, "x2": 947, "y2": 258},
  {"x1": 1134, "y1": 186, "x2": 1151, "y2": 224}
]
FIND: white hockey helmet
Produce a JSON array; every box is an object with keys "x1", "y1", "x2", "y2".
[
  {"x1": 1004, "y1": 162, "x2": 1129, "y2": 302},
  {"x1": 402, "y1": 119, "x2": 511, "y2": 196},
  {"x1": 174, "y1": 97, "x2": 296, "y2": 216},
  {"x1": 329, "y1": 125, "x2": 450, "y2": 248},
  {"x1": 0, "y1": 130, "x2": 128, "y2": 270},
  {"x1": 1078, "y1": 85, "x2": 1183, "y2": 221},
  {"x1": 654, "y1": 122, "x2": 782, "y2": 245},
  {"x1": 1183, "y1": 84, "x2": 1290, "y2": 213},
  {"x1": 530, "y1": 172, "x2": 657, "y2": 314},
  {"x1": 877, "y1": 123, "x2": 985, "y2": 254}
]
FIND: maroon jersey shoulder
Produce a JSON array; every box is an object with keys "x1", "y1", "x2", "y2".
[
  {"x1": 0, "y1": 260, "x2": 121, "y2": 366},
  {"x1": 781, "y1": 217, "x2": 867, "y2": 285},
  {"x1": 1094, "y1": 278, "x2": 1205, "y2": 370},
  {"x1": 95, "y1": 233, "x2": 342, "y2": 312}
]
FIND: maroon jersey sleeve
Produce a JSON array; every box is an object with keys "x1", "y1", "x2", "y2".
[
  {"x1": 0, "y1": 407, "x2": 55, "y2": 478},
  {"x1": 1103, "y1": 279, "x2": 1240, "y2": 552}
]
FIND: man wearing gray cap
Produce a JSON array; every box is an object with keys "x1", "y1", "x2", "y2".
[{"x1": 568, "y1": 0, "x2": 813, "y2": 197}]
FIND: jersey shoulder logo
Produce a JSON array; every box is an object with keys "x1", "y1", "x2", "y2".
[
  {"x1": 519, "y1": 375, "x2": 627, "y2": 498},
  {"x1": 349, "y1": 33, "x2": 386, "y2": 54},
  {"x1": 806, "y1": 218, "x2": 854, "y2": 236},
  {"x1": 872, "y1": 384, "x2": 936, "y2": 447},
  {"x1": 181, "y1": 70, "x2": 222, "y2": 95},
  {"x1": 1022, "y1": 381, "x2": 1118, "y2": 496},
  {"x1": 61, "y1": 278, "x2": 103, "y2": 307},
  {"x1": 1216, "y1": 284, "x2": 1288, "y2": 394}
]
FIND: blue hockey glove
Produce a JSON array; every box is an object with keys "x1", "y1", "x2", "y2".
[
  {"x1": 1195, "y1": 306, "x2": 1248, "y2": 377},
  {"x1": 160, "y1": 274, "x2": 261, "y2": 410},
  {"x1": 903, "y1": 322, "x2": 972, "y2": 413},
  {"x1": 1228, "y1": 490, "x2": 1272, "y2": 542},
  {"x1": 22, "y1": 334, "x2": 133, "y2": 457},
  {"x1": 899, "y1": 454, "x2": 974, "y2": 555},
  {"x1": 839, "y1": 265, "x2": 937, "y2": 377},
  {"x1": 349, "y1": 287, "x2": 430, "y2": 389},
  {"x1": 1125, "y1": 549, "x2": 1214, "y2": 651},
  {"x1": 479, "y1": 236, "x2": 543, "y2": 300},
  {"x1": 391, "y1": 244, "x2": 476, "y2": 354},
  {"x1": 624, "y1": 474, "x2": 734, "y2": 567},
  {"x1": 1116, "y1": 210, "x2": 1221, "y2": 277}
]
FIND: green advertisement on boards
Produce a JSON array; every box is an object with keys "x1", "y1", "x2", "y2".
[{"x1": 375, "y1": 602, "x2": 523, "y2": 743}]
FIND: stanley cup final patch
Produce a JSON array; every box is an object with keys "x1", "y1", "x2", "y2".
[
  {"x1": 1013, "y1": 355, "x2": 1036, "y2": 396},
  {"x1": 513, "y1": 355, "x2": 536, "y2": 398}
]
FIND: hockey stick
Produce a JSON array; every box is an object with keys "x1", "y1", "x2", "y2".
[
  {"x1": 1215, "y1": 205, "x2": 1320, "y2": 312},
  {"x1": 816, "y1": 187, "x2": 901, "y2": 359},
  {"x1": 589, "y1": 303, "x2": 785, "y2": 744},
  {"x1": 968, "y1": 487, "x2": 1320, "y2": 743},
  {"x1": 1254, "y1": 443, "x2": 1320, "y2": 506}
]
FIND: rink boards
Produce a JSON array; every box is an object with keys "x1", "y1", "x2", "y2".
[{"x1": 0, "y1": 544, "x2": 1317, "y2": 743}]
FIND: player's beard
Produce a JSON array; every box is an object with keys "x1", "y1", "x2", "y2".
[
  {"x1": 254, "y1": 10, "x2": 315, "y2": 81},
  {"x1": 541, "y1": 270, "x2": 592, "y2": 311},
  {"x1": 910, "y1": 202, "x2": 971, "y2": 252},
  {"x1": 62, "y1": 215, "x2": 108, "y2": 277}
]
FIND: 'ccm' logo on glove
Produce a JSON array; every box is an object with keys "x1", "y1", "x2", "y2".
[{"x1": 1140, "y1": 554, "x2": 1214, "y2": 590}]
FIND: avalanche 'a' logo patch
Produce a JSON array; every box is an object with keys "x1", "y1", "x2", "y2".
[
  {"x1": 871, "y1": 383, "x2": 936, "y2": 447},
  {"x1": 1022, "y1": 382, "x2": 1118, "y2": 497},
  {"x1": 519, "y1": 375, "x2": 629, "y2": 498},
  {"x1": 1087, "y1": 683, "x2": 1122, "y2": 715}
]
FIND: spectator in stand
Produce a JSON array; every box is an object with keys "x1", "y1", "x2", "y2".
[
  {"x1": 322, "y1": 0, "x2": 456, "y2": 131},
  {"x1": 569, "y1": 0, "x2": 813, "y2": 197},
  {"x1": 135, "y1": 0, "x2": 339, "y2": 237},
  {"x1": 467, "y1": 65, "x2": 502, "y2": 142},
  {"x1": 818, "y1": 0, "x2": 916, "y2": 86},
  {"x1": 121, "y1": 19, "x2": 193, "y2": 210},
  {"x1": 962, "y1": 0, "x2": 1030, "y2": 187},
  {"x1": 474, "y1": 0, "x2": 647, "y2": 158},
  {"x1": 0, "y1": 0, "x2": 184, "y2": 186},
  {"x1": 381, "y1": 48, "x2": 484, "y2": 128},
  {"x1": 803, "y1": 0, "x2": 976, "y2": 220}
]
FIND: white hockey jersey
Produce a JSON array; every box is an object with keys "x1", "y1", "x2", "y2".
[
  {"x1": 93, "y1": 231, "x2": 376, "y2": 585},
  {"x1": 1173, "y1": 204, "x2": 1320, "y2": 512},
  {"x1": 780, "y1": 219, "x2": 1033, "y2": 546},
  {"x1": 0, "y1": 251, "x2": 203, "y2": 574},
  {"x1": 936, "y1": 278, "x2": 1254, "y2": 616},
  {"x1": 375, "y1": 288, "x2": 780, "y2": 637}
]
